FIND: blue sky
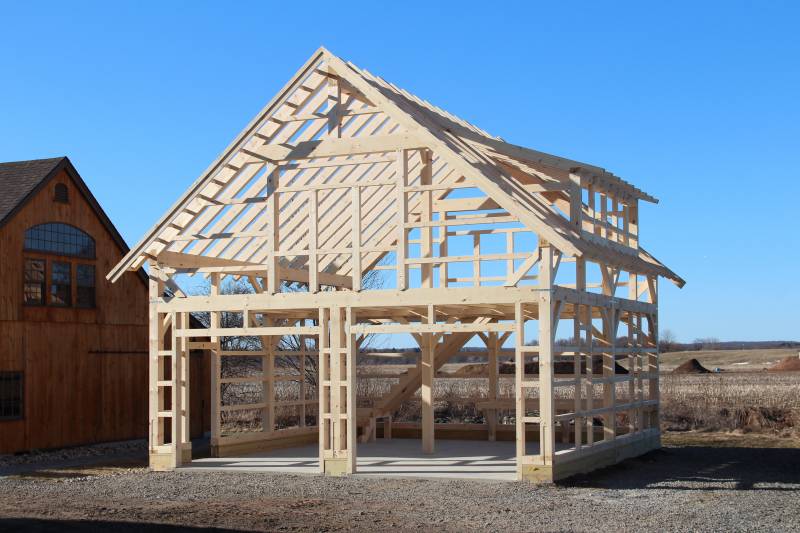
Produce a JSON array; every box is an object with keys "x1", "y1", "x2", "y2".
[{"x1": 1, "y1": 1, "x2": 798, "y2": 342}]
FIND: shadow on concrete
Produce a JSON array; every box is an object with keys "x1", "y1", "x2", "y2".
[{"x1": 562, "y1": 446, "x2": 800, "y2": 491}]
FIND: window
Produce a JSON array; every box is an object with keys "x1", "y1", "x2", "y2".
[
  {"x1": 0, "y1": 372, "x2": 23, "y2": 420},
  {"x1": 23, "y1": 259, "x2": 46, "y2": 305},
  {"x1": 54, "y1": 183, "x2": 69, "y2": 203},
  {"x1": 24, "y1": 223, "x2": 95, "y2": 259},
  {"x1": 76, "y1": 264, "x2": 95, "y2": 308},
  {"x1": 51, "y1": 261, "x2": 71, "y2": 306}
]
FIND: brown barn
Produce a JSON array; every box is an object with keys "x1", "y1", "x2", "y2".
[{"x1": 0, "y1": 157, "x2": 207, "y2": 454}]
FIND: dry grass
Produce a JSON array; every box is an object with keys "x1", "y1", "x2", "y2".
[
  {"x1": 218, "y1": 353, "x2": 800, "y2": 437},
  {"x1": 659, "y1": 372, "x2": 800, "y2": 434},
  {"x1": 659, "y1": 348, "x2": 797, "y2": 371}
]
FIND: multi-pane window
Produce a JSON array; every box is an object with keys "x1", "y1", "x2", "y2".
[
  {"x1": 0, "y1": 372, "x2": 23, "y2": 420},
  {"x1": 51, "y1": 261, "x2": 71, "y2": 306},
  {"x1": 24, "y1": 223, "x2": 95, "y2": 258},
  {"x1": 76, "y1": 264, "x2": 96, "y2": 308},
  {"x1": 23, "y1": 259, "x2": 46, "y2": 305}
]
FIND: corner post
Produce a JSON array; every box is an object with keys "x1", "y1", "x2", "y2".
[{"x1": 538, "y1": 244, "x2": 556, "y2": 466}]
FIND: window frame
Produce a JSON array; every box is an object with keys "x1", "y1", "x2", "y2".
[
  {"x1": 75, "y1": 263, "x2": 96, "y2": 309},
  {"x1": 49, "y1": 260, "x2": 72, "y2": 307},
  {"x1": 23, "y1": 258, "x2": 46, "y2": 307},
  {"x1": 0, "y1": 371, "x2": 24, "y2": 421},
  {"x1": 24, "y1": 222, "x2": 95, "y2": 260}
]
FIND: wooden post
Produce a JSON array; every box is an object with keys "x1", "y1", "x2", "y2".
[
  {"x1": 170, "y1": 311, "x2": 183, "y2": 466},
  {"x1": 421, "y1": 305, "x2": 435, "y2": 454},
  {"x1": 209, "y1": 274, "x2": 221, "y2": 455},
  {"x1": 602, "y1": 308, "x2": 617, "y2": 442},
  {"x1": 318, "y1": 308, "x2": 330, "y2": 473},
  {"x1": 178, "y1": 311, "x2": 191, "y2": 464},
  {"x1": 395, "y1": 149, "x2": 408, "y2": 290},
  {"x1": 420, "y1": 149, "x2": 433, "y2": 288},
  {"x1": 351, "y1": 186, "x2": 361, "y2": 291},
  {"x1": 309, "y1": 189, "x2": 319, "y2": 293},
  {"x1": 346, "y1": 307, "x2": 357, "y2": 473},
  {"x1": 148, "y1": 261, "x2": 171, "y2": 470},
  {"x1": 514, "y1": 301, "x2": 525, "y2": 480},
  {"x1": 267, "y1": 170, "x2": 280, "y2": 294},
  {"x1": 538, "y1": 245, "x2": 556, "y2": 465},
  {"x1": 487, "y1": 332, "x2": 498, "y2": 441},
  {"x1": 321, "y1": 306, "x2": 356, "y2": 475}
]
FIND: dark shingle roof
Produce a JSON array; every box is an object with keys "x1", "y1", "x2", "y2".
[
  {"x1": 0, "y1": 157, "x2": 66, "y2": 225},
  {"x1": 0, "y1": 156, "x2": 147, "y2": 286}
]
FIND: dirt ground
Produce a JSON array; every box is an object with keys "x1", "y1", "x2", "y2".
[{"x1": 0, "y1": 432, "x2": 798, "y2": 532}]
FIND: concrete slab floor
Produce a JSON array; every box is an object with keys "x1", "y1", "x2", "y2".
[{"x1": 183, "y1": 439, "x2": 525, "y2": 481}]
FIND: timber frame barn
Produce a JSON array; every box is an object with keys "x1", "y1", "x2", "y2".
[{"x1": 110, "y1": 47, "x2": 684, "y2": 481}]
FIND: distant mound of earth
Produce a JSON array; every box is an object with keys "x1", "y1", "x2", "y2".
[
  {"x1": 672, "y1": 358, "x2": 711, "y2": 374},
  {"x1": 511, "y1": 359, "x2": 629, "y2": 375},
  {"x1": 767, "y1": 356, "x2": 800, "y2": 372}
]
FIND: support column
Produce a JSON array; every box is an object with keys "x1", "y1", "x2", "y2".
[
  {"x1": 487, "y1": 332, "x2": 499, "y2": 441},
  {"x1": 320, "y1": 306, "x2": 357, "y2": 475},
  {"x1": 421, "y1": 305, "x2": 435, "y2": 454},
  {"x1": 147, "y1": 261, "x2": 172, "y2": 470},
  {"x1": 176, "y1": 312, "x2": 192, "y2": 465},
  {"x1": 209, "y1": 273, "x2": 222, "y2": 457},
  {"x1": 538, "y1": 245, "x2": 556, "y2": 466}
]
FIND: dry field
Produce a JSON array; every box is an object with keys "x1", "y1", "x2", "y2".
[{"x1": 659, "y1": 347, "x2": 797, "y2": 371}]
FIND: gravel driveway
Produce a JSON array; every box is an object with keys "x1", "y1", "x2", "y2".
[{"x1": 0, "y1": 433, "x2": 798, "y2": 532}]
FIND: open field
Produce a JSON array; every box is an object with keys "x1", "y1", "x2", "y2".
[
  {"x1": 659, "y1": 348, "x2": 798, "y2": 371},
  {"x1": 0, "y1": 432, "x2": 798, "y2": 532}
]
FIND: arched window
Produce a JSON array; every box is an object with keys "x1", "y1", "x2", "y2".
[
  {"x1": 24, "y1": 223, "x2": 95, "y2": 259},
  {"x1": 54, "y1": 183, "x2": 69, "y2": 203}
]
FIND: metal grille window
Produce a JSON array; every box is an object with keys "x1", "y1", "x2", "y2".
[
  {"x1": 24, "y1": 223, "x2": 95, "y2": 258},
  {"x1": 0, "y1": 372, "x2": 23, "y2": 419},
  {"x1": 76, "y1": 264, "x2": 95, "y2": 308},
  {"x1": 51, "y1": 261, "x2": 71, "y2": 306},
  {"x1": 23, "y1": 259, "x2": 46, "y2": 305}
]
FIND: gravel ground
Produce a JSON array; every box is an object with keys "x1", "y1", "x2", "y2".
[{"x1": 0, "y1": 434, "x2": 798, "y2": 532}]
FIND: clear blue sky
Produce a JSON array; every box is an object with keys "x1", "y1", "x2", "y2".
[{"x1": 1, "y1": 1, "x2": 798, "y2": 342}]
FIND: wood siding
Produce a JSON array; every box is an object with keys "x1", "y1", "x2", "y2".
[{"x1": 0, "y1": 167, "x2": 209, "y2": 453}]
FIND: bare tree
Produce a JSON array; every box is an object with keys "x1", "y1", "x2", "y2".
[
  {"x1": 659, "y1": 328, "x2": 678, "y2": 353},
  {"x1": 693, "y1": 337, "x2": 720, "y2": 351},
  {"x1": 189, "y1": 270, "x2": 383, "y2": 387}
]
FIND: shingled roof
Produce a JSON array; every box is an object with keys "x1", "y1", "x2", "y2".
[
  {"x1": 0, "y1": 156, "x2": 146, "y2": 285},
  {"x1": 0, "y1": 157, "x2": 65, "y2": 226}
]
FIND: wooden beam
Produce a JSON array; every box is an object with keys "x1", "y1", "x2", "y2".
[{"x1": 243, "y1": 133, "x2": 426, "y2": 162}]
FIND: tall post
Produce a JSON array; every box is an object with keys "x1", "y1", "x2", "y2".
[
  {"x1": 321, "y1": 306, "x2": 356, "y2": 474},
  {"x1": 345, "y1": 307, "x2": 358, "y2": 473},
  {"x1": 267, "y1": 170, "x2": 280, "y2": 294},
  {"x1": 421, "y1": 305, "x2": 435, "y2": 454},
  {"x1": 514, "y1": 301, "x2": 525, "y2": 479},
  {"x1": 538, "y1": 244, "x2": 556, "y2": 465},
  {"x1": 148, "y1": 261, "x2": 169, "y2": 470},
  {"x1": 487, "y1": 332, "x2": 499, "y2": 441},
  {"x1": 420, "y1": 149, "x2": 433, "y2": 288},
  {"x1": 170, "y1": 311, "x2": 185, "y2": 466},
  {"x1": 395, "y1": 149, "x2": 408, "y2": 290},
  {"x1": 318, "y1": 308, "x2": 331, "y2": 472},
  {"x1": 209, "y1": 273, "x2": 221, "y2": 455}
]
